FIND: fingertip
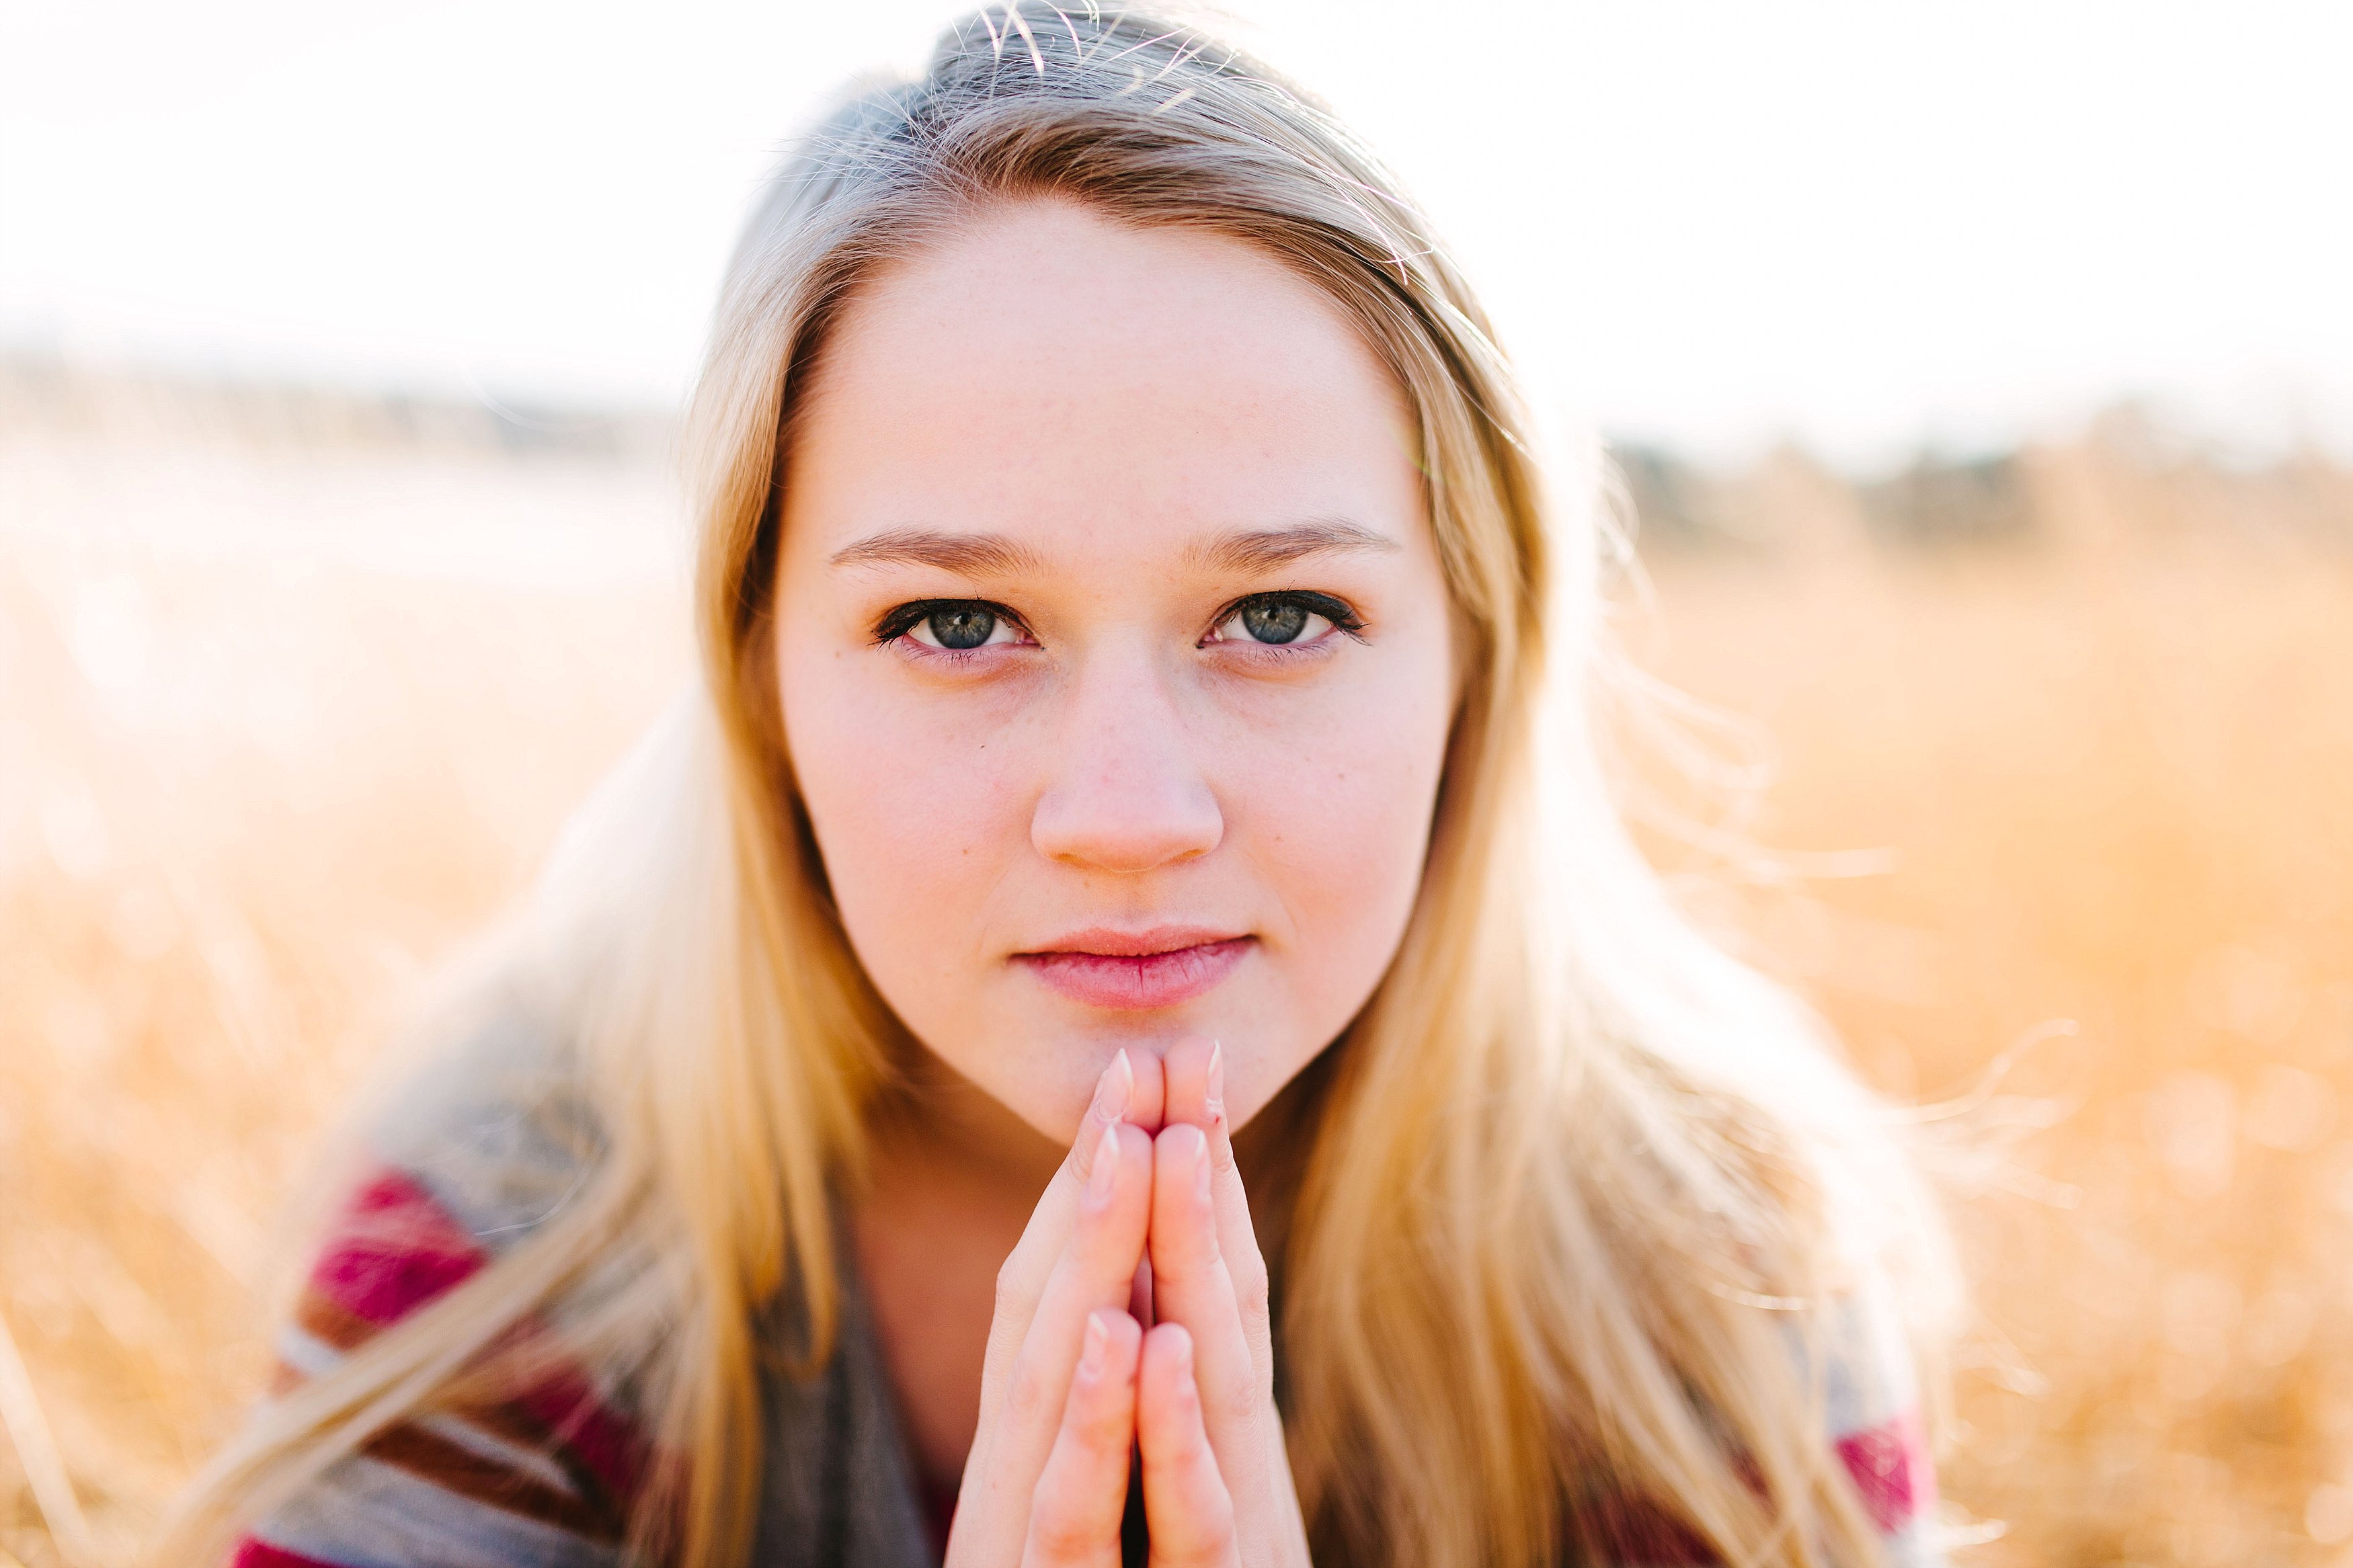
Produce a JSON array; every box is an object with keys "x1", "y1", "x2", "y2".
[
  {"x1": 1154, "y1": 1119, "x2": 1209, "y2": 1162},
  {"x1": 1068, "y1": 1062, "x2": 1121, "y2": 1196},
  {"x1": 1087, "y1": 1047, "x2": 1135, "y2": 1130},
  {"x1": 1083, "y1": 1119, "x2": 1121, "y2": 1206},
  {"x1": 1136, "y1": 1315, "x2": 1235, "y2": 1558},
  {"x1": 1112, "y1": 1117, "x2": 1156, "y2": 1168},
  {"x1": 1154, "y1": 1121, "x2": 1213, "y2": 1205},
  {"x1": 1090, "y1": 1306, "x2": 1143, "y2": 1366},
  {"x1": 1142, "y1": 1319, "x2": 1195, "y2": 1383},
  {"x1": 1088, "y1": 1120, "x2": 1154, "y2": 1217},
  {"x1": 1127, "y1": 1047, "x2": 1168, "y2": 1131},
  {"x1": 1160, "y1": 1035, "x2": 1217, "y2": 1128},
  {"x1": 1074, "y1": 1308, "x2": 1143, "y2": 1395},
  {"x1": 1066, "y1": 1313, "x2": 1144, "y2": 1434},
  {"x1": 1027, "y1": 1309, "x2": 1144, "y2": 1561},
  {"x1": 1078, "y1": 1311, "x2": 1109, "y2": 1380},
  {"x1": 1136, "y1": 1323, "x2": 1212, "y2": 1483}
]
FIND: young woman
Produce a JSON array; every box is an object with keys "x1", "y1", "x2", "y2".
[{"x1": 170, "y1": 7, "x2": 1955, "y2": 1566}]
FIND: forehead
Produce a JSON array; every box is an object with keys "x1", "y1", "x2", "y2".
[{"x1": 781, "y1": 200, "x2": 1423, "y2": 560}]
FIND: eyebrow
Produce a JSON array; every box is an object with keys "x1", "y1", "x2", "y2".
[
  {"x1": 827, "y1": 528, "x2": 1045, "y2": 575},
  {"x1": 1187, "y1": 519, "x2": 1403, "y2": 574}
]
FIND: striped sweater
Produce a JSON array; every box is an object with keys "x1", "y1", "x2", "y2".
[{"x1": 232, "y1": 1022, "x2": 1945, "y2": 1568}]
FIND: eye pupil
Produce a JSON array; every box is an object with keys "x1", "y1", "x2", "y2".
[
  {"x1": 929, "y1": 607, "x2": 996, "y2": 649},
  {"x1": 1240, "y1": 599, "x2": 1310, "y2": 644}
]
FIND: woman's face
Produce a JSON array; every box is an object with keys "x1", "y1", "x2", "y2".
[{"x1": 774, "y1": 200, "x2": 1458, "y2": 1145}]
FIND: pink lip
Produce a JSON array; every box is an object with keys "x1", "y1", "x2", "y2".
[{"x1": 1013, "y1": 926, "x2": 1254, "y2": 1011}]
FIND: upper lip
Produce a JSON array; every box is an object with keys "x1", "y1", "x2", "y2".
[{"x1": 1017, "y1": 925, "x2": 1250, "y2": 958}]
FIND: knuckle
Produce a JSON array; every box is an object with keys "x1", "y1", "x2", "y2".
[
  {"x1": 994, "y1": 1258, "x2": 1034, "y2": 1321},
  {"x1": 1076, "y1": 1412, "x2": 1127, "y2": 1460},
  {"x1": 1179, "y1": 1440, "x2": 1225, "y2": 1490},
  {"x1": 1004, "y1": 1358, "x2": 1052, "y2": 1424},
  {"x1": 1231, "y1": 1255, "x2": 1272, "y2": 1321},
  {"x1": 1160, "y1": 1462, "x2": 1238, "y2": 1560},
  {"x1": 1214, "y1": 1374, "x2": 1261, "y2": 1432},
  {"x1": 1025, "y1": 1498, "x2": 1101, "y2": 1565}
]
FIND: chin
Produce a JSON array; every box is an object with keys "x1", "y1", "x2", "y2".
[{"x1": 930, "y1": 983, "x2": 1332, "y2": 1144}]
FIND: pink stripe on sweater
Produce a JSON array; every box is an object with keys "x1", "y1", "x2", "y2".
[
  {"x1": 233, "y1": 1536, "x2": 346, "y2": 1568},
  {"x1": 514, "y1": 1368, "x2": 651, "y2": 1500},
  {"x1": 290, "y1": 1163, "x2": 650, "y2": 1503},
  {"x1": 1582, "y1": 1493, "x2": 1718, "y2": 1565},
  {"x1": 1837, "y1": 1407, "x2": 1933, "y2": 1532},
  {"x1": 309, "y1": 1169, "x2": 487, "y2": 1325}
]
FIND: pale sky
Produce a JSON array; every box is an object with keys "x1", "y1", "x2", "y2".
[{"x1": 4, "y1": 0, "x2": 2350, "y2": 467}]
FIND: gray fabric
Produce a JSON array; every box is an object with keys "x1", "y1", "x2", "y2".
[
  {"x1": 373, "y1": 1009, "x2": 939, "y2": 1567},
  {"x1": 752, "y1": 1257, "x2": 1152, "y2": 1568},
  {"x1": 751, "y1": 1253, "x2": 937, "y2": 1568}
]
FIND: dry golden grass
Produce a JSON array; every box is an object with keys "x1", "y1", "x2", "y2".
[
  {"x1": 2, "y1": 372, "x2": 2349, "y2": 1566},
  {"x1": 1624, "y1": 444, "x2": 2353, "y2": 1567}
]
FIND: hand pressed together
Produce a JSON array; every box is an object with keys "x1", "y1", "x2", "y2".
[{"x1": 943, "y1": 1038, "x2": 1310, "y2": 1568}]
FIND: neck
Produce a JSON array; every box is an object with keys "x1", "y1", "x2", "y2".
[
  {"x1": 862, "y1": 1040, "x2": 1066, "y2": 1200},
  {"x1": 847, "y1": 1046, "x2": 1063, "y2": 1497}
]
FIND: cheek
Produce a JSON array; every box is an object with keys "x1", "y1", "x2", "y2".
[
  {"x1": 1226, "y1": 655, "x2": 1455, "y2": 1016},
  {"x1": 778, "y1": 637, "x2": 1027, "y2": 987}
]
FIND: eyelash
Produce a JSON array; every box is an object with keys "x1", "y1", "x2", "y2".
[
  {"x1": 867, "y1": 591, "x2": 1367, "y2": 655},
  {"x1": 1205, "y1": 590, "x2": 1367, "y2": 645},
  {"x1": 870, "y1": 597, "x2": 1031, "y2": 648}
]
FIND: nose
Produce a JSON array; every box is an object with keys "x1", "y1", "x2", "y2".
[{"x1": 1030, "y1": 646, "x2": 1223, "y2": 874}]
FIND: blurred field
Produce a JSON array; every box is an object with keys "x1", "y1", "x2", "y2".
[{"x1": 3, "y1": 361, "x2": 2351, "y2": 1568}]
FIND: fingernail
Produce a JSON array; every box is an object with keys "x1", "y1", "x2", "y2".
[
  {"x1": 1205, "y1": 1041, "x2": 1225, "y2": 1123},
  {"x1": 1090, "y1": 1048, "x2": 1132, "y2": 1126},
  {"x1": 1080, "y1": 1313, "x2": 1108, "y2": 1380},
  {"x1": 1086, "y1": 1122, "x2": 1119, "y2": 1204}
]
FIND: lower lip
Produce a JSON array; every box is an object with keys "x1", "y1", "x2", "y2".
[{"x1": 1014, "y1": 938, "x2": 1254, "y2": 1010}]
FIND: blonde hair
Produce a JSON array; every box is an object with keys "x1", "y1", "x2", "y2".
[{"x1": 169, "y1": 8, "x2": 1955, "y2": 1567}]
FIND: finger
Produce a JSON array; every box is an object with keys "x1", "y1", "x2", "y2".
[
  {"x1": 1022, "y1": 1310, "x2": 1142, "y2": 1567},
  {"x1": 1136, "y1": 1323, "x2": 1238, "y2": 1567},
  {"x1": 976, "y1": 1049, "x2": 1163, "y2": 1446},
  {"x1": 1146, "y1": 1121, "x2": 1267, "y2": 1480},
  {"x1": 963, "y1": 1118, "x2": 1155, "y2": 1555},
  {"x1": 1160, "y1": 1038, "x2": 1271, "y2": 1354}
]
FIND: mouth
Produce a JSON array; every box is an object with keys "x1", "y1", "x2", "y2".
[{"x1": 1011, "y1": 925, "x2": 1255, "y2": 1011}]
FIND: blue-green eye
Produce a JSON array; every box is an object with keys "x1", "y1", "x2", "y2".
[
  {"x1": 876, "y1": 599, "x2": 1029, "y2": 653},
  {"x1": 1239, "y1": 599, "x2": 1310, "y2": 643},
  {"x1": 914, "y1": 605, "x2": 1002, "y2": 649},
  {"x1": 1209, "y1": 591, "x2": 1362, "y2": 647}
]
